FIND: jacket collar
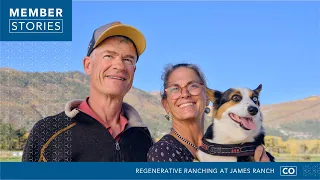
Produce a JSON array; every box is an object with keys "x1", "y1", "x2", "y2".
[{"x1": 64, "y1": 99, "x2": 147, "y2": 128}]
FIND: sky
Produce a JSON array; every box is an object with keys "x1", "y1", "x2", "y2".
[{"x1": 1, "y1": 1, "x2": 319, "y2": 105}]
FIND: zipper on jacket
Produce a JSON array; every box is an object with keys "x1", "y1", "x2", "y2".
[
  {"x1": 115, "y1": 142, "x2": 121, "y2": 161},
  {"x1": 115, "y1": 142, "x2": 120, "y2": 151}
]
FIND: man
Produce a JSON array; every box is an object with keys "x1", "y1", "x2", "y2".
[{"x1": 22, "y1": 22, "x2": 154, "y2": 162}]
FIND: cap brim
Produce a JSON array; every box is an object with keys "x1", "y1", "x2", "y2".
[{"x1": 93, "y1": 24, "x2": 146, "y2": 56}]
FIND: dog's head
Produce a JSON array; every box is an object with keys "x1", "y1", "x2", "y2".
[{"x1": 205, "y1": 84, "x2": 263, "y2": 143}]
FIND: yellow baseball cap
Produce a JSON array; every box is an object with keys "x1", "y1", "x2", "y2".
[{"x1": 87, "y1": 21, "x2": 146, "y2": 58}]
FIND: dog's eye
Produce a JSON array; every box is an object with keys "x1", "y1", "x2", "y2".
[
  {"x1": 232, "y1": 95, "x2": 242, "y2": 102},
  {"x1": 252, "y1": 96, "x2": 258, "y2": 102}
]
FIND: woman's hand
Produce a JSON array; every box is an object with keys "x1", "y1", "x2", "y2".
[{"x1": 254, "y1": 145, "x2": 270, "y2": 162}]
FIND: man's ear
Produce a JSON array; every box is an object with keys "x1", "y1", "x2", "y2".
[
  {"x1": 83, "y1": 56, "x2": 92, "y2": 75},
  {"x1": 254, "y1": 84, "x2": 262, "y2": 95},
  {"x1": 161, "y1": 98, "x2": 170, "y2": 114},
  {"x1": 205, "y1": 87, "x2": 222, "y2": 106}
]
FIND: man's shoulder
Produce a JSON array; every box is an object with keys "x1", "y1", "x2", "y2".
[
  {"x1": 31, "y1": 99, "x2": 83, "y2": 132},
  {"x1": 38, "y1": 111, "x2": 72, "y2": 124},
  {"x1": 30, "y1": 111, "x2": 74, "y2": 135}
]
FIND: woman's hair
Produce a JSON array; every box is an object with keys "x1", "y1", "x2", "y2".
[{"x1": 160, "y1": 63, "x2": 207, "y2": 100}]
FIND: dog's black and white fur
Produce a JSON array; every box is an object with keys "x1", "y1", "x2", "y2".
[{"x1": 196, "y1": 84, "x2": 274, "y2": 162}]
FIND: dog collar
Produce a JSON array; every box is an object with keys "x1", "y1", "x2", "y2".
[{"x1": 199, "y1": 138, "x2": 258, "y2": 157}]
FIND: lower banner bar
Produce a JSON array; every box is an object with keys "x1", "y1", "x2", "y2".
[{"x1": 1, "y1": 162, "x2": 319, "y2": 179}]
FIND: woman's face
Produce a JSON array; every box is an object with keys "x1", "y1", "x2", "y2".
[{"x1": 162, "y1": 67, "x2": 208, "y2": 122}]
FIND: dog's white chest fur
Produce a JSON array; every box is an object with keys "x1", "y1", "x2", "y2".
[{"x1": 196, "y1": 150, "x2": 237, "y2": 162}]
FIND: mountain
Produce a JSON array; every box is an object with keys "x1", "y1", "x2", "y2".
[
  {"x1": 1, "y1": 68, "x2": 319, "y2": 140},
  {"x1": 148, "y1": 91, "x2": 161, "y2": 101},
  {"x1": 261, "y1": 96, "x2": 320, "y2": 140},
  {"x1": 261, "y1": 96, "x2": 320, "y2": 124}
]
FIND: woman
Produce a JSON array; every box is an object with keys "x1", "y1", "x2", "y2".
[{"x1": 147, "y1": 63, "x2": 271, "y2": 162}]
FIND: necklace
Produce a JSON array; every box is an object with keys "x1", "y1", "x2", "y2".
[{"x1": 171, "y1": 128, "x2": 199, "y2": 151}]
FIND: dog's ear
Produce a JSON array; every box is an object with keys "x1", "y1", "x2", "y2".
[
  {"x1": 254, "y1": 84, "x2": 262, "y2": 95},
  {"x1": 205, "y1": 87, "x2": 222, "y2": 107}
]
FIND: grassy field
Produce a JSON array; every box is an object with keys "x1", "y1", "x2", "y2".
[
  {"x1": 275, "y1": 155, "x2": 320, "y2": 162},
  {"x1": 0, "y1": 156, "x2": 22, "y2": 162}
]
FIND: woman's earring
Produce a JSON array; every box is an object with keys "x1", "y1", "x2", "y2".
[
  {"x1": 165, "y1": 112, "x2": 171, "y2": 121},
  {"x1": 205, "y1": 107, "x2": 211, "y2": 114}
]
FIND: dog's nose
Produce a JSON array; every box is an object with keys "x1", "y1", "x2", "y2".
[{"x1": 247, "y1": 106, "x2": 258, "y2": 116}]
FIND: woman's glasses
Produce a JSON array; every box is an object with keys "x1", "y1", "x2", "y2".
[{"x1": 165, "y1": 82, "x2": 204, "y2": 100}]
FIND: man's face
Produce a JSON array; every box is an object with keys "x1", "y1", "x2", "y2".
[{"x1": 84, "y1": 36, "x2": 137, "y2": 97}]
